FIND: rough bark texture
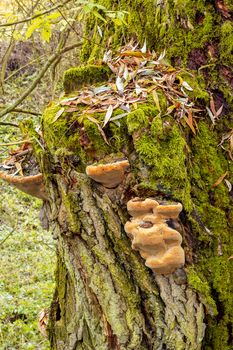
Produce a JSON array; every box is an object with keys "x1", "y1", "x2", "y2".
[
  {"x1": 42, "y1": 171, "x2": 205, "y2": 350},
  {"x1": 34, "y1": 1, "x2": 232, "y2": 349}
]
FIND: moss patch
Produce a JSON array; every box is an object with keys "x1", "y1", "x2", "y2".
[{"x1": 63, "y1": 65, "x2": 112, "y2": 94}]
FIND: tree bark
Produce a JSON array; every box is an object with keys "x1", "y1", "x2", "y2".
[{"x1": 43, "y1": 170, "x2": 205, "y2": 350}]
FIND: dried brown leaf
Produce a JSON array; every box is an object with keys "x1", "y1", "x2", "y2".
[
  {"x1": 212, "y1": 171, "x2": 228, "y2": 188},
  {"x1": 52, "y1": 107, "x2": 65, "y2": 123},
  {"x1": 184, "y1": 109, "x2": 196, "y2": 135},
  {"x1": 103, "y1": 105, "x2": 113, "y2": 128},
  {"x1": 87, "y1": 116, "x2": 110, "y2": 145}
]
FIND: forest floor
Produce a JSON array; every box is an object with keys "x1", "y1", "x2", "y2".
[
  {"x1": 0, "y1": 30, "x2": 79, "y2": 347},
  {"x1": 0, "y1": 183, "x2": 55, "y2": 350}
]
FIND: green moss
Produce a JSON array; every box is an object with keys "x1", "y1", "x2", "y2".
[
  {"x1": 130, "y1": 113, "x2": 192, "y2": 209},
  {"x1": 63, "y1": 65, "x2": 112, "y2": 94},
  {"x1": 191, "y1": 122, "x2": 231, "y2": 223},
  {"x1": 188, "y1": 255, "x2": 233, "y2": 350},
  {"x1": 187, "y1": 267, "x2": 217, "y2": 316},
  {"x1": 127, "y1": 109, "x2": 149, "y2": 134},
  {"x1": 83, "y1": 117, "x2": 110, "y2": 157},
  {"x1": 220, "y1": 21, "x2": 233, "y2": 66},
  {"x1": 187, "y1": 121, "x2": 233, "y2": 349},
  {"x1": 109, "y1": 117, "x2": 129, "y2": 151},
  {"x1": 179, "y1": 72, "x2": 209, "y2": 102}
]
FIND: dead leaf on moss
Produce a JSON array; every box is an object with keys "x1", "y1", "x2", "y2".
[
  {"x1": 103, "y1": 105, "x2": 113, "y2": 127},
  {"x1": 184, "y1": 109, "x2": 196, "y2": 135},
  {"x1": 87, "y1": 116, "x2": 110, "y2": 145},
  {"x1": 52, "y1": 108, "x2": 65, "y2": 123},
  {"x1": 212, "y1": 171, "x2": 228, "y2": 188},
  {"x1": 224, "y1": 179, "x2": 232, "y2": 192}
]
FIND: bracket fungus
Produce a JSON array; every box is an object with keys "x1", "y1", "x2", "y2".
[
  {"x1": 86, "y1": 159, "x2": 129, "y2": 188},
  {"x1": 0, "y1": 172, "x2": 47, "y2": 200},
  {"x1": 125, "y1": 198, "x2": 185, "y2": 275}
]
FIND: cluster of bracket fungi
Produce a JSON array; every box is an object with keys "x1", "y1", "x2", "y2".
[
  {"x1": 1, "y1": 145, "x2": 185, "y2": 275},
  {"x1": 125, "y1": 198, "x2": 185, "y2": 275},
  {"x1": 0, "y1": 171, "x2": 47, "y2": 200},
  {"x1": 0, "y1": 143, "x2": 47, "y2": 200},
  {"x1": 85, "y1": 158, "x2": 185, "y2": 275}
]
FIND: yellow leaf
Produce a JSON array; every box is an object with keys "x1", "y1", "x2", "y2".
[{"x1": 152, "y1": 90, "x2": 161, "y2": 112}]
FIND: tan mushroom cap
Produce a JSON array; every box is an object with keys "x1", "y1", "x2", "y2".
[
  {"x1": 146, "y1": 246, "x2": 185, "y2": 275},
  {"x1": 127, "y1": 198, "x2": 159, "y2": 217},
  {"x1": 0, "y1": 172, "x2": 47, "y2": 200},
  {"x1": 86, "y1": 159, "x2": 129, "y2": 188},
  {"x1": 155, "y1": 202, "x2": 183, "y2": 219}
]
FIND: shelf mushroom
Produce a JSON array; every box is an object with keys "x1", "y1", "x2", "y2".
[
  {"x1": 86, "y1": 159, "x2": 129, "y2": 188},
  {"x1": 125, "y1": 198, "x2": 185, "y2": 275},
  {"x1": 0, "y1": 172, "x2": 47, "y2": 200}
]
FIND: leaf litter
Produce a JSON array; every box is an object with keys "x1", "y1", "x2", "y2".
[{"x1": 57, "y1": 41, "x2": 231, "y2": 147}]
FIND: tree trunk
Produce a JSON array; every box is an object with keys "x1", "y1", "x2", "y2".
[
  {"x1": 43, "y1": 169, "x2": 207, "y2": 350},
  {"x1": 37, "y1": 1, "x2": 232, "y2": 349}
]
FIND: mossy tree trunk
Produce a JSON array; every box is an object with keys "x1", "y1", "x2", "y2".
[{"x1": 38, "y1": 1, "x2": 232, "y2": 349}]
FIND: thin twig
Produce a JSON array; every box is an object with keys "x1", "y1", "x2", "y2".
[
  {"x1": 0, "y1": 31, "x2": 16, "y2": 93},
  {"x1": 0, "y1": 0, "x2": 72, "y2": 28},
  {"x1": 4, "y1": 53, "x2": 47, "y2": 82},
  {"x1": 0, "y1": 139, "x2": 31, "y2": 146},
  {"x1": 0, "y1": 122, "x2": 19, "y2": 128},
  {"x1": 0, "y1": 228, "x2": 16, "y2": 246},
  {"x1": 10, "y1": 108, "x2": 42, "y2": 116}
]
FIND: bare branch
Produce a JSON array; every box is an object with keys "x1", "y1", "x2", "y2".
[
  {"x1": 0, "y1": 139, "x2": 31, "y2": 146},
  {"x1": 10, "y1": 108, "x2": 42, "y2": 116},
  {"x1": 0, "y1": 228, "x2": 16, "y2": 247},
  {"x1": 0, "y1": 122, "x2": 19, "y2": 128}
]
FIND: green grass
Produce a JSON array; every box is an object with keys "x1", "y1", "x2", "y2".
[{"x1": 0, "y1": 183, "x2": 55, "y2": 350}]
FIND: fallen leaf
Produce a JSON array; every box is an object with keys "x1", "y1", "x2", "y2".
[
  {"x1": 215, "y1": 104, "x2": 223, "y2": 118},
  {"x1": 182, "y1": 81, "x2": 193, "y2": 91},
  {"x1": 103, "y1": 49, "x2": 112, "y2": 62},
  {"x1": 212, "y1": 171, "x2": 228, "y2": 188},
  {"x1": 103, "y1": 105, "x2": 113, "y2": 127},
  {"x1": 141, "y1": 39, "x2": 147, "y2": 53},
  {"x1": 87, "y1": 116, "x2": 110, "y2": 145},
  {"x1": 123, "y1": 65, "x2": 129, "y2": 80},
  {"x1": 210, "y1": 96, "x2": 217, "y2": 115},
  {"x1": 116, "y1": 76, "x2": 124, "y2": 94},
  {"x1": 110, "y1": 112, "x2": 128, "y2": 121},
  {"x1": 135, "y1": 83, "x2": 142, "y2": 96},
  {"x1": 224, "y1": 179, "x2": 232, "y2": 192},
  {"x1": 165, "y1": 105, "x2": 176, "y2": 115},
  {"x1": 157, "y1": 49, "x2": 166, "y2": 62},
  {"x1": 52, "y1": 107, "x2": 65, "y2": 123},
  {"x1": 93, "y1": 85, "x2": 111, "y2": 95},
  {"x1": 184, "y1": 109, "x2": 196, "y2": 135},
  {"x1": 120, "y1": 50, "x2": 149, "y2": 58},
  {"x1": 152, "y1": 90, "x2": 161, "y2": 111},
  {"x1": 206, "y1": 107, "x2": 215, "y2": 124},
  {"x1": 15, "y1": 161, "x2": 23, "y2": 176},
  {"x1": 97, "y1": 25, "x2": 103, "y2": 37},
  {"x1": 60, "y1": 96, "x2": 78, "y2": 105}
]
